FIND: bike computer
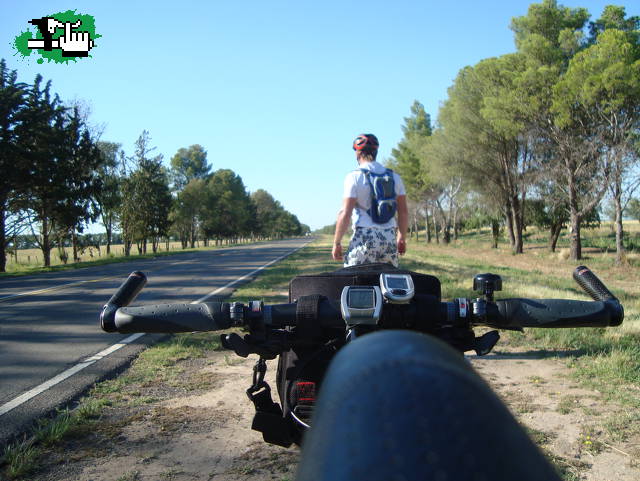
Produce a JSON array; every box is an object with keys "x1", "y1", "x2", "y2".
[
  {"x1": 340, "y1": 286, "x2": 383, "y2": 325},
  {"x1": 379, "y1": 273, "x2": 415, "y2": 304}
]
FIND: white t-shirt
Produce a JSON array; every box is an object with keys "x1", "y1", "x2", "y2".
[{"x1": 343, "y1": 161, "x2": 406, "y2": 229}]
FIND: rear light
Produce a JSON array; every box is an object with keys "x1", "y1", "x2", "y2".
[{"x1": 296, "y1": 381, "x2": 316, "y2": 404}]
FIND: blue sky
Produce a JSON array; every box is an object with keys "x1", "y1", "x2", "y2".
[{"x1": 1, "y1": 0, "x2": 634, "y2": 230}]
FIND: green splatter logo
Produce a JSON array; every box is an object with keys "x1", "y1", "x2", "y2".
[{"x1": 13, "y1": 10, "x2": 100, "y2": 64}]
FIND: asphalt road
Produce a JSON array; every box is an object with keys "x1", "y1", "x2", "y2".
[{"x1": 0, "y1": 238, "x2": 311, "y2": 445}]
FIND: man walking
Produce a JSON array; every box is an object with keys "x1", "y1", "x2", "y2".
[{"x1": 332, "y1": 134, "x2": 408, "y2": 267}]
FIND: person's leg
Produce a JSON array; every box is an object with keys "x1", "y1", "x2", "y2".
[
  {"x1": 372, "y1": 227, "x2": 398, "y2": 267},
  {"x1": 344, "y1": 227, "x2": 374, "y2": 266}
]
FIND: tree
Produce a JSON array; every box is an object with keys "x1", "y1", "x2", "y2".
[
  {"x1": 52, "y1": 107, "x2": 104, "y2": 262},
  {"x1": 18, "y1": 77, "x2": 102, "y2": 266},
  {"x1": 121, "y1": 131, "x2": 171, "y2": 254},
  {"x1": 627, "y1": 198, "x2": 640, "y2": 223},
  {"x1": 169, "y1": 144, "x2": 211, "y2": 191},
  {"x1": 510, "y1": 0, "x2": 599, "y2": 260},
  {"x1": 552, "y1": 28, "x2": 640, "y2": 263},
  {"x1": 96, "y1": 142, "x2": 124, "y2": 254},
  {"x1": 388, "y1": 101, "x2": 434, "y2": 242},
  {"x1": 170, "y1": 178, "x2": 207, "y2": 248},
  {"x1": 0, "y1": 59, "x2": 28, "y2": 272},
  {"x1": 434, "y1": 54, "x2": 535, "y2": 253},
  {"x1": 250, "y1": 189, "x2": 303, "y2": 239},
  {"x1": 202, "y1": 169, "x2": 254, "y2": 242}
]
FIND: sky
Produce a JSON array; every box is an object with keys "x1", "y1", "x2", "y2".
[{"x1": 1, "y1": 0, "x2": 635, "y2": 230}]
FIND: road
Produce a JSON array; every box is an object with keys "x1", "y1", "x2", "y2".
[{"x1": 0, "y1": 238, "x2": 311, "y2": 445}]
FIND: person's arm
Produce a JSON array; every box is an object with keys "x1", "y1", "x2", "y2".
[
  {"x1": 396, "y1": 195, "x2": 408, "y2": 255},
  {"x1": 332, "y1": 197, "x2": 356, "y2": 261}
]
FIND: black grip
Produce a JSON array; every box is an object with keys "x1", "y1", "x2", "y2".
[
  {"x1": 113, "y1": 302, "x2": 231, "y2": 333},
  {"x1": 108, "y1": 271, "x2": 147, "y2": 307},
  {"x1": 492, "y1": 298, "x2": 623, "y2": 328},
  {"x1": 573, "y1": 266, "x2": 617, "y2": 302}
]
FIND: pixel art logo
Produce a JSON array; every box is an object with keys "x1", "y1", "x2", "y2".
[{"x1": 13, "y1": 10, "x2": 100, "y2": 64}]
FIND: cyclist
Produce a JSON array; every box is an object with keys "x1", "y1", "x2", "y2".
[{"x1": 332, "y1": 134, "x2": 408, "y2": 267}]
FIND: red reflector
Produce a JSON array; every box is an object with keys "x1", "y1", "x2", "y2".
[{"x1": 296, "y1": 381, "x2": 316, "y2": 402}]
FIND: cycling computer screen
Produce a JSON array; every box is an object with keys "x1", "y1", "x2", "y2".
[
  {"x1": 340, "y1": 286, "x2": 382, "y2": 325},
  {"x1": 349, "y1": 289, "x2": 374, "y2": 309},
  {"x1": 379, "y1": 273, "x2": 415, "y2": 303}
]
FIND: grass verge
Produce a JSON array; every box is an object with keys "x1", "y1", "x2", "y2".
[{"x1": 0, "y1": 238, "x2": 285, "y2": 278}]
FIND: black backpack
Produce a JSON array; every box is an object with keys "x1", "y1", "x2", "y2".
[{"x1": 360, "y1": 167, "x2": 397, "y2": 224}]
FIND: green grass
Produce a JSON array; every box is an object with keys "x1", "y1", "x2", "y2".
[
  {"x1": 0, "y1": 395, "x2": 111, "y2": 480},
  {"x1": 0, "y1": 237, "x2": 283, "y2": 278},
  {"x1": 401, "y1": 237, "x2": 640, "y2": 409},
  {"x1": 1, "y1": 441, "x2": 41, "y2": 480}
]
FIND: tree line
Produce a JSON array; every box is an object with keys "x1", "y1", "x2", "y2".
[
  {"x1": 0, "y1": 60, "x2": 308, "y2": 272},
  {"x1": 390, "y1": 1, "x2": 639, "y2": 263}
]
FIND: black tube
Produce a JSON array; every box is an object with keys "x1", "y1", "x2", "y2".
[
  {"x1": 573, "y1": 266, "x2": 617, "y2": 302},
  {"x1": 107, "y1": 271, "x2": 147, "y2": 308},
  {"x1": 100, "y1": 272, "x2": 148, "y2": 332},
  {"x1": 492, "y1": 298, "x2": 623, "y2": 328},
  {"x1": 112, "y1": 302, "x2": 231, "y2": 333},
  {"x1": 297, "y1": 330, "x2": 561, "y2": 481},
  {"x1": 265, "y1": 300, "x2": 344, "y2": 329}
]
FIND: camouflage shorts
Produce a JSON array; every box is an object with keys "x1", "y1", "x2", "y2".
[{"x1": 344, "y1": 227, "x2": 398, "y2": 267}]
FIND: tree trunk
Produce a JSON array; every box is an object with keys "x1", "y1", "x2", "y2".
[
  {"x1": 548, "y1": 223, "x2": 562, "y2": 252},
  {"x1": 425, "y1": 204, "x2": 431, "y2": 243},
  {"x1": 569, "y1": 213, "x2": 582, "y2": 260},
  {"x1": 40, "y1": 215, "x2": 51, "y2": 267},
  {"x1": 505, "y1": 209, "x2": 515, "y2": 248},
  {"x1": 613, "y1": 184, "x2": 625, "y2": 265},
  {"x1": 72, "y1": 230, "x2": 79, "y2": 262},
  {"x1": 0, "y1": 200, "x2": 6, "y2": 273},
  {"x1": 453, "y1": 207, "x2": 459, "y2": 241},
  {"x1": 568, "y1": 174, "x2": 582, "y2": 260},
  {"x1": 511, "y1": 200, "x2": 523, "y2": 254},
  {"x1": 491, "y1": 220, "x2": 500, "y2": 249},
  {"x1": 106, "y1": 225, "x2": 112, "y2": 255}
]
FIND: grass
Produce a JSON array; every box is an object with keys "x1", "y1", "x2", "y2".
[
  {"x1": 0, "y1": 237, "x2": 282, "y2": 278},
  {"x1": 400, "y1": 227, "x2": 640, "y2": 411},
  {"x1": 0, "y1": 396, "x2": 109, "y2": 480}
]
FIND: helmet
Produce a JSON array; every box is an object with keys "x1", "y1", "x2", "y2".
[{"x1": 352, "y1": 134, "x2": 379, "y2": 151}]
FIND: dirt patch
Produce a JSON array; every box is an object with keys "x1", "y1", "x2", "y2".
[
  {"x1": 471, "y1": 346, "x2": 640, "y2": 480},
  {"x1": 33, "y1": 351, "x2": 298, "y2": 481},
  {"x1": 31, "y1": 343, "x2": 639, "y2": 481}
]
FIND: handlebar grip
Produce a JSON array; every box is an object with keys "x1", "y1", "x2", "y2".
[
  {"x1": 573, "y1": 266, "x2": 617, "y2": 302},
  {"x1": 112, "y1": 302, "x2": 232, "y2": 333},
  {"x1": 494, "y1": 298, "x2": 623, "y2": 328},
  {"x1": 107, "y1": 271, "x2": 147, "y2": 307}
]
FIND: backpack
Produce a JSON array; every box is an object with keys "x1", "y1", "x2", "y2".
[{"x1": 360, "y1": 167, "x2": 397, "y2": 224}]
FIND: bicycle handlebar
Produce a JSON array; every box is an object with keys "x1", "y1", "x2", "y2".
[{"x1": 100, "y1": 266, "x2": 623, "y2": 336}]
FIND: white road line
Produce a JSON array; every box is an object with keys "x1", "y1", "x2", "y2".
[
  {"x1": 194, "y1": 241, "x2": 312, "y2": 303},
  {"x1": 0, "y1": 240, "x2": 311, "y2": 417},
  {"x1": 0, "y1": 275, "x2": 122, "y2": 303},
  {"x1": 0, "y1": 333, "x2": 144, "y2": 417}
]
